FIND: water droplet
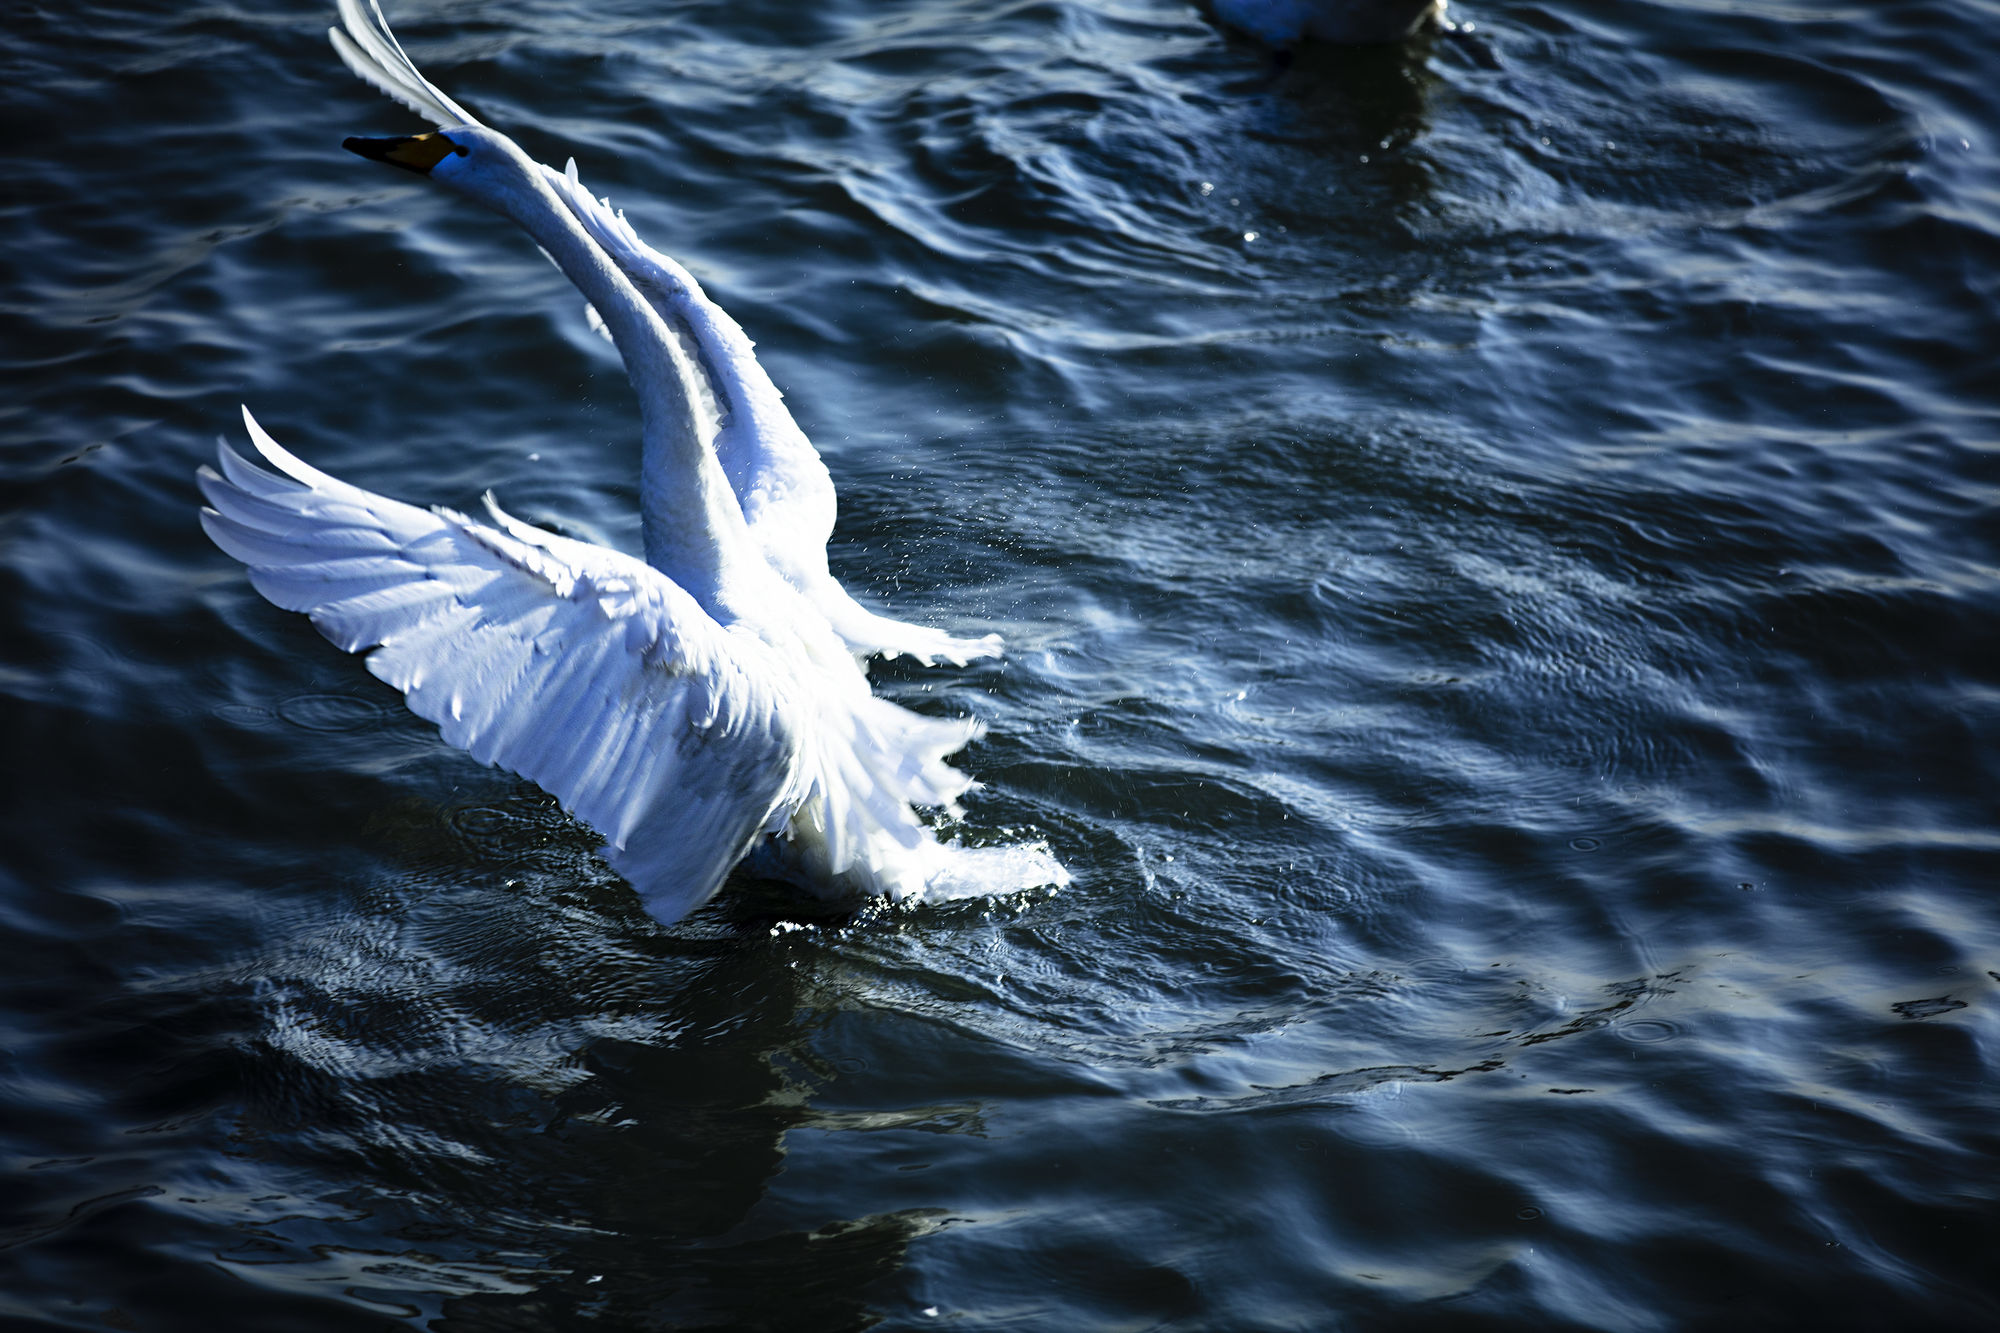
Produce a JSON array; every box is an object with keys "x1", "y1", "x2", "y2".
[
  {"x1": 1198, "y1": 181, "x2": 1213, "y2": 195},
  {"x1": 1243, "y1": 231, "x2": 1258, "y2": 243},
  {"x1": 1569, "y1": 837, "x2": 1600, "y2": 851},
  {"x1": 1359, "y1": 154, "x2": 1370, "y2": 164},
  {"x1": 1516, "y1": 1206, "x2": 1543, "y2": 1220}
]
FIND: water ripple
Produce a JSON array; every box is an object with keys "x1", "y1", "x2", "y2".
[{"x1": 4, "y1": 0, "x2": 1999, "y2": 1328}]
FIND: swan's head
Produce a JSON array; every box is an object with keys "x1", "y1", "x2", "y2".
[{"x1": 343, "y1": 126, "x2": 537, "y2": 205}]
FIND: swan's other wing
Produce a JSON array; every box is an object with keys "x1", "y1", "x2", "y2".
[
  {"x1": 199, "y1": 407, "x2": 807, "y2": 926},
  {"x1": 542, "y1": 162, "x2": 1004, "y2": 667},
  {"x1": 330, "y1": 0, "x2": 482, "y2": 128}
]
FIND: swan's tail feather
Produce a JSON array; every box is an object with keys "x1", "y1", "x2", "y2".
[
  {"x1": 331, "y1": 0, "x2": 483, "y2": 128},
  {"x1": 852, "y1": 695, "x2": 983, "y2": 811},
  {"x1": 757, "y1": 691, "x2": 1064, "y2": 906}
]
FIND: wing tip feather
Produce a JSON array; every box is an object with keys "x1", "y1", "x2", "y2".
[{"x1": 330, "y1": 0, "x2": 483, "y2": 129}]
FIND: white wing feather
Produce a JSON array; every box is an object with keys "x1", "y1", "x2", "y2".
[
  {"x1": 200, "y1": 407, "x2": 804, "y2": 925},
  {"x1": 331, "y1": 0, "x2": 482, "y2": 128},
  {"x1": 541, "y1": 162, "x2": 1004, "y2": 665},
  {"x1": 199, "y1": 411, "x2": 1067, "y2": 919}
]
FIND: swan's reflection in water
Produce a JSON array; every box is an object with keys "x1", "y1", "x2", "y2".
[{"x1": 235, "y1": 821, "x2": 937, "y2": 1328}]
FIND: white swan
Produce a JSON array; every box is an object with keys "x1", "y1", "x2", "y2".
[{"x1": 199, "y1": 4, "x2": 1065, "y2": 925}]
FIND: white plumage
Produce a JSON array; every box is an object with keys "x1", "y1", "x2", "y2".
[
  {"x1": 199, "y1": 2, "x2": 1065, "y2": 925},
  {"x1": 331, "y1": 0, "x2": 1000, "y2": 666},
  {"x1": 537, "y1": 160, "x2": 1006, "y2": 667}
]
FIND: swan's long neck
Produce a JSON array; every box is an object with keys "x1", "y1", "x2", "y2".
[{"x1": 475, "y1": 153, "x2": 753, "y2": 610}]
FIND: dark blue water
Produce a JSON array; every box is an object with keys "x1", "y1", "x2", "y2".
[{"x1": 4, "y1": 0, "x2": 1998, "y2": 1327}]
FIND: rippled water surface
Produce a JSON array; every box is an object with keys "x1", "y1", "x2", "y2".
[{"x1": 5, "y1": 0, "x2": 1999, "y2": 1327}]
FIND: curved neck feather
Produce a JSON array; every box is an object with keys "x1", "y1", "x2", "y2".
[{"x1": 480, "y1": 165, "x2": 752, "y2": 607}]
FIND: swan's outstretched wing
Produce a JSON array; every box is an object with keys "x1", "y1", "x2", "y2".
[
  {"x1": 541, "y1": 162, "x2": 1004, "y2": 666},
  {"x1": 329, "y1": 5, "x2": 1003, "y2": 665},
  {"x1": 199, "y1": 407, "x2": 806, "y2": 926},
  {"x1": 330, "y1": 0, "x2": 481, "y2": 128}
]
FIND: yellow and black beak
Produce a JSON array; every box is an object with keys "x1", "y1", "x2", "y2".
[{"x1": 342, "y1": 132, "x2": 465, "y2": 175}]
